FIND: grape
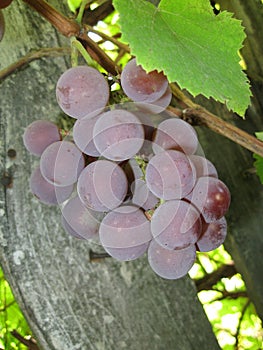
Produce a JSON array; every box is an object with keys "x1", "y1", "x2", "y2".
[
  {"x1": 145, "y1": 150, "x2": 196, "y2": 200},
  {"x1": 23, "y1": 120, "x2": 61, "y2": 156},
  {"x1": 148, "y1": 240, "x2": 196, "y2": 280},
  {"x1": 189, "y1": 155, "x2": 218, "y2": 178},
  {"x1": 121, "y1": 58, "x2": 168, "y2": 103},
  {"x1": 189, "y1": 176, "x2": 231, "y2": 223},
  {"x1": 0, "y1": 0, "x2": 13, "y2": 9},
  {"x1": 56, "y1": 66, "x2": 109, "y2": 119},
  {"x1": 93, "y1": 109, "x2": 145, "y2": 161},
  {"x1": 131, "y1": 179, "x2": 159, "y2": 211},
  {"x1": 151, "y1": 200, "x2": 202, "y2": 250},
  {"x1": 122, "y1": 158, "x2": 144, "y2": 189},
  {"x1": 152, "y1": 118, "x2": 198, "y2": 155},
  {"x1": 0, "y1": 10, "x2": 4, "y2": 42},
  {"x1": 73, "y1": 114, "x2": 100, "y2": 156},
  {"x1": 29, "y1": 167, "x2": 73, "y2": 205},
  {"x1": 99, "y1": 205, "x2": 152, "y2": 250},
  {"x1": 133, "y1": 111, "x2": 155, "y2": 156},
  {"x1": 196, "y1": 216, "x2": 227, "y2": 252},
  {"x1": 136, "y1": 86, "x2": 172, "y2": 114},
  {"x1": 61, "y1": 216, "x2": 84, "y2": 239},
  {"x1": 103, "y1": 243, "x2": 149, "y2": 261},
  {"x1": 40, "y1": 141, "x2": 85, "y2": 186},
  {"x1": 62, "y1": 196, "x2": 102, "y2": 240},
  {"x1": 77, "y1": 160, "x2": 128, "y2": 212}
]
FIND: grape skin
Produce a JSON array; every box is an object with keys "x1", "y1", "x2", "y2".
[
  {"x1": 73, "y1": 114, "x2": 101, "y2": 156},
  {"x1": 131, "y1": 179, "x2": 159, "y2": 211},
  {"x1": 188, "y1": 176, "x2": 231, "y2": 223},
  {"x1": 103, "y1": 242, "x2": 150, "y2": 261},
  {"x1": 93, "y1": 109, "x2": 145, "y2": 161},
  {"x1": 135, "y1": 86, "x2": 172, "y2": 114},
  {"x1": 152, "y1": 118, "x2": 198, "y2": 155},
  {"x1": 99, "y1": 205, "x2": 152, "y2": 249},
  {"x1": 56, "y1": 66, "x2": 109, "y2": 119},
  {"x1": 145, "y1": 150, "x2": 196, "y2": 200},
  {"x1": 62, "y1": 196, "x2": 102, "y2": 240},
  {"x1": 23, "y1": 120, "x2": 61, "y2": 156},
  {"x1": 121, "y1": 58, "x2": 168, "y2": 103},
  {"x1": 196, "y1": 216, "x2": 227, "y2": 252},
  {"x1": 30, "y1": 167, "x2": 73, "y2": 205},
  {"x1": 151, "y1": 200, "x2": 202, "y2": 250},
  {"x1": 148, "y1": 240, "x2": 196, "y2": 280},
  {"x1": 77, "y1": 160, "x2": 128, "y2": 212},
  {"x1": 40, "y1": 141, "x2": 85, "y2": 187},
  {"x1": 189, "y1": 155, "x2": 218, "y2": 178}
]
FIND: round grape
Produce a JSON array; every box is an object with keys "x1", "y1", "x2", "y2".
[
  {"x1": 151, "y1": 200, "x2": 202, "y2": 250},
  {"x1": 145, "y1": 150, "x2": 196, "y2": 200},
  {"x1": 189, "y1": 155, "x2": 218, "y2": 178},
  {"x1": 56, "y1": 66, "x2": 109, "y2": 119},
  {"x1": 131, "y1": 179, "x2": 159, "y2": 211},
  {"x1": 152, "y1": 118, "x2": 198, "y2": 155},
  {"x1": 30, "y1": 167, "x2": 73, "y2": 205},
  {"x1": 93, "y1": 109, "x2": 145, "y2": 161},
  {"x1": 23, "y1": 120, "x2": 61, "y2": 156},
  {"x1": 196, "y1": 216, "x2": 227, "y2": 252},
  {"x1": 40, "y1": 140, "x2": 85, "y2": 186},
  {"x1": 77, "y1": 160, "x2": 128, "y2": 212},
  {"x1": 148, "y1": 240, "x2": 196, "y2": 280},
  {"x1": 121, "y1": 58, "x2": 168, "y2": 103},
  {"x1": 135, "y1": 86, "x2": 172, "y2": 114}
]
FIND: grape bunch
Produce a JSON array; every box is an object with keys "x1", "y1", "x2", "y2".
[{"x1": 23, "y1": 59, "x2": 231, "y2": 280}]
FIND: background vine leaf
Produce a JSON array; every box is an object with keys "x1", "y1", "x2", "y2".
[{"x1": 114, "y1": 0, "x2": 251, "y2": 116}]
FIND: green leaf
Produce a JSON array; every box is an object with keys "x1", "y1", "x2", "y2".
[
  {"x1": 67, "y1": 0, "x2": 82, "y2": 12},
  {"x1": 113, "y1": 0, "x2": 251, "y2": 116}
]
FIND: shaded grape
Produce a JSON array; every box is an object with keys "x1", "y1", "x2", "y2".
[
  {"x1": 40, "y1": 141, "x2": 85, "y2": 186},
  {"x1": 56, "y1": 66, "x2": 109, "y2": 119},
  {"x1": 30, "y1": 167, "x2": 73, "y2": 205},
  {"x1": 62, "y1": 196, "x2": 102, "y2": 240},
  {"x1": 73, "y1": 114, "x2": 101, "y2": 156},
  {"x1": 151, "y1": 200, "x2": 202, "y2": 250},
  {"x1": 23, "y1": 120, "x2": 61, "y2": 156},
  {"x1": 189, "y1": 176, "x2": 231, "y2": 223},
  {"x1": 148, "y1": 240, "x2": 196, "y2": 280},
  {"x1": 131, "y1": 179, "x2": 159, "y2": 211},
  {"x1": 145, "y1": 150, "x2": 196, "y2": 200},
  {"x1": 196, "y1": 216, "x2": 227, "y2": 252},
  {"x1": 77, "y1": 160, "x2": 128, "y2": 212},
  {"x1": 121, "y1": 58, "x2": 168, "y2": 103},
  {"x1": 189, "y1": 155, "x2": 218, "y2": 178},
  {"x1": 103, "y1": 242, "x2": 149, "y2": 261},
  {"x1": 152, "y1": 118, "x2": 198, "y2": 155},
  {"x1": 136, "y1": 86, "x2": 172, "y2": 114},
  {"x1": 99, "y1": 205, "x2": 152, "y2": 249},
  {"x1": 93, "y1": 109, "x2": 144, "y2": 161}
]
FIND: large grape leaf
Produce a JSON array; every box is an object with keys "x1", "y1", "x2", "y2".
[{"x1": 113, "y1": 0, "x2": 251, "y2": 116}]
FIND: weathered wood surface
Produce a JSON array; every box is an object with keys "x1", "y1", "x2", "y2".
[{"x1": 0, "y1": 1, "x2": 221, "y2": 350}]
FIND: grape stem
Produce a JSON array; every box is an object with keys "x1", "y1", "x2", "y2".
[{"x1": 169, "y1": 84, "x2": 263, "y2": 157}]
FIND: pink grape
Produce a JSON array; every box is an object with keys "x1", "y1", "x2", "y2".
[
  {"x1": 62, "y1": 196, "x2": 102, "y2": 240},
  {"x1": 136, "y1": 86, "x2": 172, "y2": 114},
  {"x1": 40, "y1": 141, "x2": 85, "y2": 186},
  {"x1": 29, "y1": 167, "x2": 73, "y2": 205},
  {"x1": 73, "y1": 114, "x2": 101, "y2": 156},
  {"x1": 152, "y1": 118, "x2": 198, "y2": 155},
  {"x1": 93, "y1": 109, "x2": 145, "y2": 161},
  {"x1": 61, "y1": 216, "x2": 84, "y2": 239},
  {"x1": 189, "y1": 155, "x2": 218, "y2": 178},
  {"x1": 131, "y1": 179, "x2": 159, "y2": 211},
  {"x1": 56, "y1": 66, "x2": 109, "y2": 119},
  {"x1": 23, "y1": 120, "x2": 61, "y2": 156},
  {"x1": 151, "y1": 200, "x2": 202, "y2": 250},
  {"x1": 99, "y1": 205, "x2": 152, "y2": 249},
  {"x1": 145, "y1": 150, "x2": 196, "y2": 200},
  {"x1": 189, "y1": 176, "x2": 231, "y2": 223},
  {"x1": 77, "y1": 160, "x2": 128, "y2": 212},
  {"x1": 121, "y1": 58, "x2": 168, "y2": 103},
  {"x1": 196, "y1": 216, "x2": 227, "y2": 252},
  {"x1": 103, "y1": 243, "x2": 150, "y2": 261},
  {"x1": 148, "y1": 240, "x2": 196, "y2": 280}
]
